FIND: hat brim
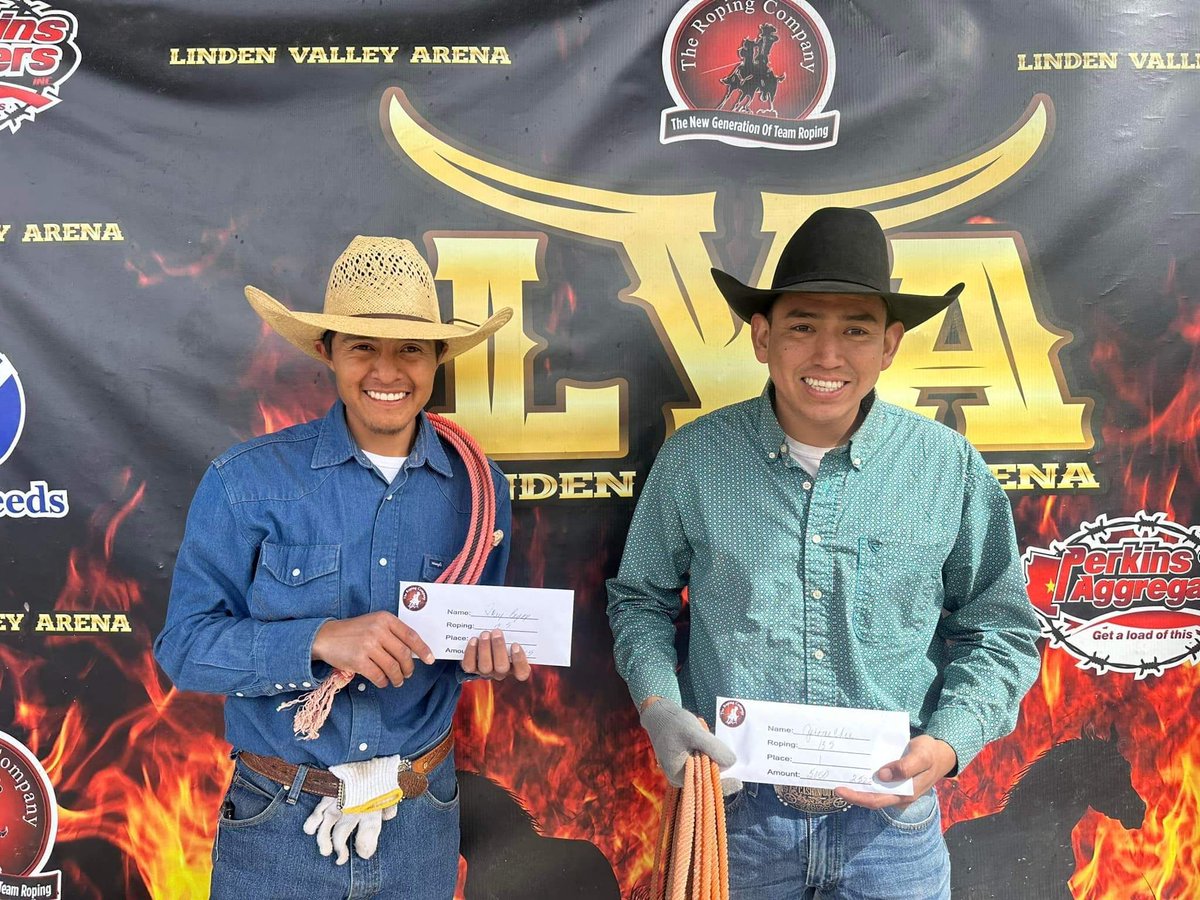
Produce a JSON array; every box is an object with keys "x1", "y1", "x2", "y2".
[
  {"x1": 712, "y1": 268, "x2": 964, "y2": 331},
  {"x1": 245, "y1": 285, "x2": 513, "y2": 363}
]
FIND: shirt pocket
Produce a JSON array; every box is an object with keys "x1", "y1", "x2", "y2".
[
  {"x1": 851, "y1": 536, "x2": 944, "y2": 646},
  {"x1": 251, "y1": 541, "x2": 341, "y2": 621},
  {"x1": 421, "y1": 554, "x2": 447, "y2": 582}
]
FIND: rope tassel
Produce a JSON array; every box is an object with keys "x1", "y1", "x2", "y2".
[
  {"x1": 278, "y1": 412, "x2": 498, "y2": 740},
  {"x1": 650, "y1": 752, "x2": 729, "y2": 900}
]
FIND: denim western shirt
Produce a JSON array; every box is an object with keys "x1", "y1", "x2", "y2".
[
  {"x1": 606, "y1": 387, "x2": 1040, "y2": 770},
  {"x1": 154, "y1": 403, "x2": 511, "y2": 768}
]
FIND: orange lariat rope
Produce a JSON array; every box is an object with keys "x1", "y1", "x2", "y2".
[
  {"x1": 279, "y1": 412, "x2": 499, "y2": 740},
  {"x1": 650, "y1": 752, "x2": 730, "y2": 900}
]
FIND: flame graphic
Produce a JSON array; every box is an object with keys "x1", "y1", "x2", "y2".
[{"x1": 4, "y1": 264, "x2": 1198, "y2": 898}]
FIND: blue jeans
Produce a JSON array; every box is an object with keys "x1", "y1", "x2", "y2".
[
  {"x1": 210, "y1": 751, "x2": 460, "y2": 900},
  {"x1": 725, "y1": 783, "x2": 950, "y2": 900}
]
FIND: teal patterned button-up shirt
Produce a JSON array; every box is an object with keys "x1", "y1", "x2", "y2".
[{"x1": 607, "y1": 387, "x2": 1040, "y2": 770}]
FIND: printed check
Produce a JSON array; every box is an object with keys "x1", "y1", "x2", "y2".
[
  {"x1": 715, "y1": 697, "x2": 915, "y2": 795},
  {"x1": 395, "y1": 582, "x2": 574, "y2": 666}
]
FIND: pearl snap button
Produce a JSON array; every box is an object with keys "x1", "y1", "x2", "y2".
[
  {"x1": 812, "y1": 590, "x2": 822, "y2": 599},
  {"x1": 813, "y1": 649, "x2": 826, "y2": 660},
  {"x1": 357, "y1": 683, "x2": 367, "y2": 692},
  {"x1": 379, "y1": 558, "x2": 388, "y2": 566},
  {"x1": 291, "y1": 568, "x2": 301, "y2": 577},
  {"x1": 811, "y1": 534, "x2": 822, "y2": 543}
]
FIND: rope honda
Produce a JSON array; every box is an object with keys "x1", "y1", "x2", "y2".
[
  {"x1": 279, "y1": 412, "x2": 500, "y2": 740},
  {"x1": 650, "y1": 752, "x2": 729, "y2": 900}
]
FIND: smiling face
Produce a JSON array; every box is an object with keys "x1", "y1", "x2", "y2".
[
  {"x1": 315, "y1": 333, "x2": 440, "y2": 455},
  {"x1": 750, "y1": 292, "x2": 904, "y2": 447}
]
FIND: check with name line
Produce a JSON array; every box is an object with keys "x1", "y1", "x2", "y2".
[
  {"x1": 715, "y1": 697, "x2": 914, "y2": 795},
  {"x1": 395, "y1": 582, "x2": 574, "y2": 666}
]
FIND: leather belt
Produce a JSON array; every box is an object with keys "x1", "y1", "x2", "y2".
[{"x1": 239, "y1": 731, "x2": 454, "y2": 806}]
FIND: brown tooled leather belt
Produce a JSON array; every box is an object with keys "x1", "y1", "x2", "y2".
[{"x1": 239, "y1": 731, "x2": 454, "y2": 805}]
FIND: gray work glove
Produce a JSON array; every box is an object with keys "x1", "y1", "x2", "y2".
[{"x1": 640, "y1": 698, "x2": 737, "y2": 787}]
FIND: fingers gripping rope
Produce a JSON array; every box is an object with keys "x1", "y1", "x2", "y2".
[
  {"x1": 651, "y1": 753, "x2": 729, "y2": 900},
  {"x1": 279, "y1": 413, "x2": 499, "y2": 740}
]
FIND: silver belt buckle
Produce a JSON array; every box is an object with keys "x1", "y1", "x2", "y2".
[{"x1": 773, "y1": 784, "x2": 850, "y2": 814}]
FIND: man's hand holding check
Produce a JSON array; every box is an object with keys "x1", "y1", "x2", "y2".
[
  {"x1": 835, "y1": 734, "x2": 958, "y2": 810},
  {"x1": 312, "y1": 612, "x2": 530, "y2": 687}
]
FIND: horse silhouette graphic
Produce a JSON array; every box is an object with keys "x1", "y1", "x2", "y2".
[
  {"x1": 945, "y1": 729, "x2": 1145, "y2": 899},
  {"x1": 458, "y1": 770, "x2": 620, "y2": 899}
]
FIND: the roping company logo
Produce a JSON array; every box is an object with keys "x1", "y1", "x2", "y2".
[
  {"x1": 1025, "y1": 512, "x2": 1200, "y2": 678},
  {"x1": 718, "y1": 699, "x2": 746, "y2": 728},
  {"x1": 0, "y1": 730, "x2": 61, "y2": 899},
  {"x1": 0, "y1": 0, "x2": 80, "y2": 135},
  {"x1": 660, "y1": 0, "x2": 838, "y2": 150},
  {"x1": 402, "y1": 585, "x2": 428, "y2": 612}
]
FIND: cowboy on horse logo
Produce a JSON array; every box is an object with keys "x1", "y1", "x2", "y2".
[{"x1": 660, "y1": 0, "x2": 840, "y2": 150}]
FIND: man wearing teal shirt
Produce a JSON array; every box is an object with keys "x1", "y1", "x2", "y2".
[{"x1": 607, "y1": 208, "x2": 1040, "y2": 899}]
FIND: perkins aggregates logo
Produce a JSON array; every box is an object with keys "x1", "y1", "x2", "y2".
[
  {"x1": 0, "y1": 730, "x2": 61, "y2": 898},
  {"x1": 0, "y1": 0, "x2": 80, "y2": 134},
  {"x1": 1025, "y1": 512, "x2": 1200, "y2": 677},
  {"x1": 0, "y1": 352, "x2": 69, "y2": 518},
  {"x1": 660, "y1": 0, "x2": 838, "y2": 150}
]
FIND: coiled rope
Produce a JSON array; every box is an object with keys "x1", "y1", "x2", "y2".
[
  {"x1": 279, "y1": 412, "x2": 499, "y2": 740},
  {"x1": 650, "y1": 752, "x2": 729, "y2": 900}
]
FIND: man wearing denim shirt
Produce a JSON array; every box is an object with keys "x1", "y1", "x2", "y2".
[
  {"x1": 607, "y1": 208, "x2": 1041, "y2": 899},
  {"x1": 156, "y1": 236, "x2": 529, "y2": 899}
]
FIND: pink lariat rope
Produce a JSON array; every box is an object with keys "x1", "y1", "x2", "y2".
[{"x1": 279, "y1": 412, "x2": 499, "y2": 740}]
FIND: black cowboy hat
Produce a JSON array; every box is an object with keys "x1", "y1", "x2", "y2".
[{"x1": 711, "y1": 207, "x2": 963, "y2": 330}]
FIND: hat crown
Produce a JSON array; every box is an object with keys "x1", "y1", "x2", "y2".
[
  {"x1": 324, "y1": 236, "x2": 439, "y2": 321},
  {"x1": 772, "y1": 207, "x2": 891, "y2": 293}
]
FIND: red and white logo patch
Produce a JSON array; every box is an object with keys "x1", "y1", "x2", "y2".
[
  {"x1": 1024, "y1": 511, "x2": 1200, "y2": 677},
  {"x1": 660, "y1": 0, "x2": 839, "y2": 150},
  {"x1": 0, "y1": 730, "x2": 60, "y2": 896},
  {"x1": 0, "y1": 0, "x2": 80, "y2": 135}
]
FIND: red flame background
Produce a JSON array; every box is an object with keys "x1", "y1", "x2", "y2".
[{"x1": 2, "y1": 254, "x2": 1198, "y2": 898}]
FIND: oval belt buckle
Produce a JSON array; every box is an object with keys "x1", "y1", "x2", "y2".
[
  {"x1": 773, "y1": 784, "x2": 850, "y2": 814},
  {"x1": 395, "y1": 758, "x2": 412, "y2": 803}
]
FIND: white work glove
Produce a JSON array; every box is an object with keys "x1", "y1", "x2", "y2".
[
  {"x1": 330, "y1": 755, "x2": 404, "y2": 814},
  {"x1": 303, "y1": 796, "x2": 398, "y2": 865},
  {"x1": 640, "y1": 698, "x2": 737, "y2": 787}
]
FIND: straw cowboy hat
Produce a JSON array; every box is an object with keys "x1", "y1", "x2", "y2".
[
  {"x1": 711, "y1": 207, "x2": 963, "y2": 330},
  {"x1": 245, "y1": 235, "x2": 512, "y2": 362}
]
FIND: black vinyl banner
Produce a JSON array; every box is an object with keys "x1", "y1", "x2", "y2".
[{"x1": 1, "y1": 1, "x2": 1198, "y2": 897}]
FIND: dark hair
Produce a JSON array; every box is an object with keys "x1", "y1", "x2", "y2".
[
  {"x1": 763, "y1": 295, "x2": 897, "y2": 327},
  {"x1": 320, "y1": 330, "x2": 447, "y2": 359}
]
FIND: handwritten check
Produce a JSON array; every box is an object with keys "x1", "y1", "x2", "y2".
[
  {"x1": 715, "y1": 697, "x2": 915, "y2": 795},
  {"x1": 395, "y1": 582, "x2": 574, "y2": 666}
]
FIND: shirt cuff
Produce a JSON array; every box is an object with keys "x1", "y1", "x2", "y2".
[
  {"x1": 626, "y1": 668, "x2": 683, "y2": 710},
  {"x1": 252, "y1": 617, "x2": 332, "y2": 695},
  {"x1": 924, "y1": 705, "x2": 987, "y2": 774}
]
